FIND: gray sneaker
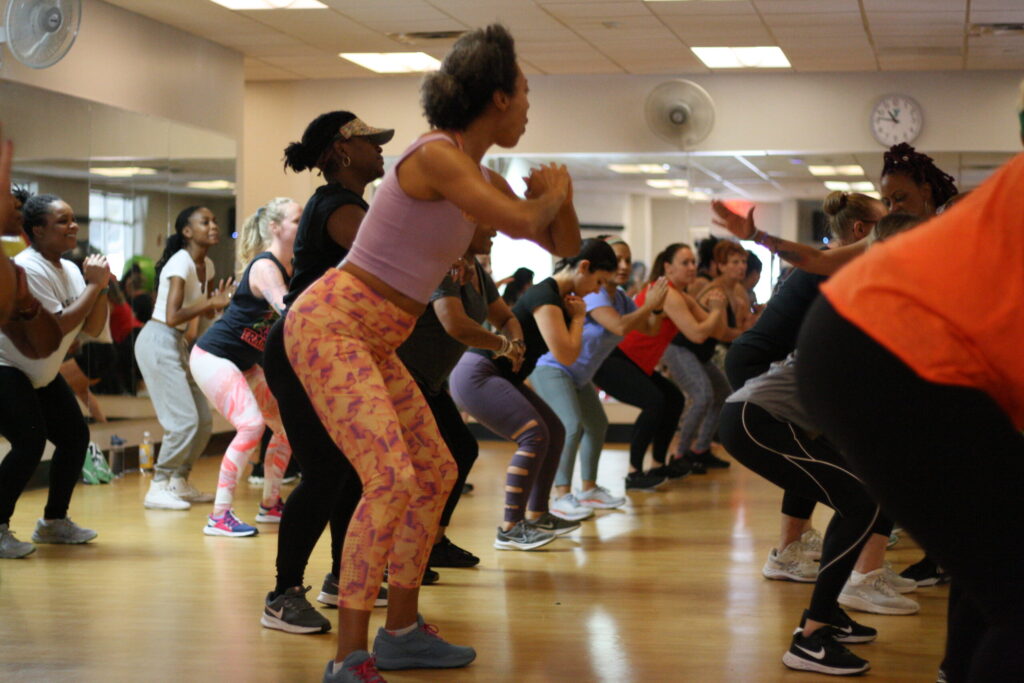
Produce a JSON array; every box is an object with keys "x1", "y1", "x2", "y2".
[
  {"x1": 317, "y1": 573, "x2": 388, "y2": 609},
  {"x1": 373, "y1": 614, "x2": 476, "y2": 670},
  {"x1": 526, "y1": 511, "x2": 581, "y2": 537},
  {"x1": 261, "y1": 586, "x2": 331, "y2": 634},
  {"x1": 322, "y1": 651, "x2": 385, "y2": 682},
  {"x1": 0, "y1": 523, "x2": 35, "y2": 558},
  {"x1": 32, "y1": 517, "x2": 97, "y2": 544},
  {"x1": 493, "y1": 520, "x2": 557, "y2": 551}
]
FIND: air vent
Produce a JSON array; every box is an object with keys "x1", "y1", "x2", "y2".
[
  {"x1": 970, "y1": 23, "x2": 1024, "y2": 37},
  {"x1": 388, "y1": 30, "x2": 466, "y2": 45}
]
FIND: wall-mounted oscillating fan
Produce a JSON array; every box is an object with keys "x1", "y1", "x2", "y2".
[
  {"x1": 644, "y1": 80, "x2": 716, "y2": 148},
  {"x1": 0, "y1": 0, "x2": 81, "y2": 69}
]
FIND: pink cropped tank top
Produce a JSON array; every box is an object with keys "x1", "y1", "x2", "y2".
[{"x1": 342, "y1": 132, "x2": 485, "y2": 304}]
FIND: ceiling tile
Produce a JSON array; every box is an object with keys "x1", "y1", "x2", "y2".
[
  {"x1": 862, "y1": 0, "x2": 966, "y2": 10},
  {"x1": 753, "y1": 0, "x2": 860, "y2": 14},
  {"x1": 540, "y1": 2, "x2": 653, "y2": 19},
  {"x1": 877, "y1": 54, "x2": 965, "y2": 70},
  {"x1": 645, "y1": 0, "x2": 756, "y2": 16}
]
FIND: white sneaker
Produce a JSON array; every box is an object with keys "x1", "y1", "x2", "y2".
[
  {"x1": 881, "y1": 561, "x2": 917, "y2": 594},
  {"x1": 576, "y1": 485, "x2": 626, "y2": 510},
  {"x1": 169, "y1": 477, "x2": 214, "y2": 503},
  {"x1": 839, "y1": 568, "x2": 920, "y2": 615},
  {"x1": 549, "y1": 493, "x2": 594, "y2": 521},
  {"x1": 144, "y1": 480, "x2": 191, "y2": 510},
  {"x1": 762, "y1": 542, "x2": 818, "y2": 582},
  {"x1": 0, "y1": 523, "x2": 36, "y2": 558},
  {"x1": 800, "y1": 528, "x2": 823, "y2": 561},
  {"x1": 32, "y1": 517, "x2": 97, "y2": 544}
]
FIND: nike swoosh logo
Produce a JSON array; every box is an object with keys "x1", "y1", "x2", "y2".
[
  {"x1": 837, "y1": 625, "x2": 853, "y2": 634},
  {"x1": 267, "y1": 605, "x2": 284, "y2": 619},
  {"x1": 794, "y1": 643, "x2": 827, "y2": 659},
  {"x1": 796, "y1": 644, "x2": 826, "y2": 660}
]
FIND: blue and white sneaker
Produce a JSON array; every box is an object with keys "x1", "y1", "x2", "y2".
[{"x1": 203, "y1": 509, "x2": 258, "y2": 537}]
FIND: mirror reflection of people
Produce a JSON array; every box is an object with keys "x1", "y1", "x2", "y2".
[
  {"x1": 135, "y1": 206, "x2": 233, "y2": 512},
  {"x1": 498, "y1": 266, "x2": 533, "y2": 305},
  {"x1": 0, "y1": 193, "x2": 110, "y2": 557}
]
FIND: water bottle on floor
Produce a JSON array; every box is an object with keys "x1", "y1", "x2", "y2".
[
  {"x1": 109, "y1": 435, "x2": 126, "y2": 477},
  {"x1": 139, "y1": 431, "x2": 154, "y2": 474}
]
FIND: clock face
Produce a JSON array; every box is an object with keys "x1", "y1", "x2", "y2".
[{"x1": 871, "y1": 94, "x2": 923, "y2": 146}]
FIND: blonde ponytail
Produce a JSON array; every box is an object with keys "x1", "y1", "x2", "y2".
[{"x1": 235, "y1": 197, "x2": 294, "y2": 278}]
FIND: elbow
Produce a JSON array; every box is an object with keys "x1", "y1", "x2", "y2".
[{"x1": 552, "y1": 349, "x2": 580, "y2": 366}]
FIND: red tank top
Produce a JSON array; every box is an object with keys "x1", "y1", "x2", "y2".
[{"x1": 618, "y1": 283, "x2": 679, "y2": 375}]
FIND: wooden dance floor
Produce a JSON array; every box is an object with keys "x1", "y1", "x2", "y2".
[{"x1": 0, "y1": 442, "x2": 946, "y2": 682}]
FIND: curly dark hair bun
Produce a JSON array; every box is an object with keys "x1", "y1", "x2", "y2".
[{"x1": 421, "y1": 24, "x2": 518, "y2": 131}]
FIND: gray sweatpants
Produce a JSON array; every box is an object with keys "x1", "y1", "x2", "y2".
[
  {"x1": 529, "y1": 365, "x2": 608, "y2": 488},
  {"x1": 134, "y1": 320, "x2": 212, "y2": 482},
  {"x1": 661, "y1": 344, "x2": 731, "y2": 455}
]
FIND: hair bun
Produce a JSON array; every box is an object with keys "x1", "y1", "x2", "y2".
[
  {"x1": 822, "y1": 190, "x2": 849, "y2": 216},
  {"x1": 283, "y1": 140, "x2": 311, "y2": 172}
]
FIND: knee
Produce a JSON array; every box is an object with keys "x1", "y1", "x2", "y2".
[
  {"x1": 233, "y1": 415, "x2": 266, "y2": 449},
  {"x1": 516, "y1": 419, "x2": 551, "y2": 456}
]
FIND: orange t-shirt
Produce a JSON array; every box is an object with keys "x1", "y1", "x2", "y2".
[{"x1": 822, "y1": 152, "x2": 1024, "y2": 428}]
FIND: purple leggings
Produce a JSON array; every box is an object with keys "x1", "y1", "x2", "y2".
[{"x1": 449, "y1": 353, "x2": 564, "y2": 524}]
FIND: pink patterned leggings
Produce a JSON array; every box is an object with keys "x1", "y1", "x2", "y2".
[
  {"x1": 284, "y1": 268, "x2": 457, "y2": 611},
  {"x1": 190, "y1": 347, "x2": 291, "y2": 514}
]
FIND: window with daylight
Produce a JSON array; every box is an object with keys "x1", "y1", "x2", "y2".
[{"x1": 88, "y1": 190, "x2": 147, "y2": 278}]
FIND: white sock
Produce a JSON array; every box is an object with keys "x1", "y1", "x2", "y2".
[{"x1": 387, "y1": 622, "x2": 417, "y2": 637}]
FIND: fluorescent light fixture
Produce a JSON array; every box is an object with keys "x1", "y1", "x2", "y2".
[
  {"x1": 668, "y1": 188, "x2": 710, "y2": 201},
  {"x1": 608, "y1": 163, "x2": 670, "y2": 174},
  {"x1": 187, "y1": 180, "x2": 236, "y2": 190},
  {"x1": 90, "y1": 167, "x2": 157, "y2": 178},
  {"x1": 810, "y1": 164, "x2": 865, "y2": 177},
  {"x1": 824, "y1": 181, "x2": 851, "y2": 192},
  {"x1": 851, "y1": 181, "x2": 875, "y2": 192},
  {"x1": 646, "y1": 179, "x2": 689, "y2": 189},
  {"x1": 210, "y1": 0, "x2": 326, "y2": 9},
  {"x1": 340, "y1": 52, "x2": 440, "y2": 74},
  {"x1": 692, "y1": 46, "x2": 790, "y2": 69}
]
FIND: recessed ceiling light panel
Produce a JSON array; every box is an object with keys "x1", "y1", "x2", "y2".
[
  {"x1": 692, "y1": 46, "x2": 790, "y2": 69},
  {"x1": 339, "y1": 52, "x2": 441, "y2": 73}
]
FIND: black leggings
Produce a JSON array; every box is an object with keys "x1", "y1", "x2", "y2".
[
  {"x1": 719, "y1": 401, "x2": 887, "y2": 623},
  {"x1": 0, "y1": 368, "x2": 89, "y2": 525},
  {"x1": 798, "y1": 297, "x2": 1024, "y2": 682},
  {"x1": 726, "y1": 341, "x2": 817, "y2": 521},
  {"x1": 422, "y1": 387, "x2": 478, "y2": 529},
  {"x1": 264, "y1": 318, "x2": 360, "y2": 592},
  {"x1": 593, "y1": 348, "x2": 684, "y2": 470}
]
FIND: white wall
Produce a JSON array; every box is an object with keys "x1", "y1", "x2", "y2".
[
  {"x1": 0, "y1": 0, "x2": 244, "y2": 140},
  {"x1": 243, "y1": 69, "x2": 1021, "y2": 266}
]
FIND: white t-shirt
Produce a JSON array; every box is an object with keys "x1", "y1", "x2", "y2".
[
  {"x1": 0, "y1": 247, "x2": 87, "y2": 388},
  {"x1": 152, "y1": 249, "x2": 214, "y2": 331}
]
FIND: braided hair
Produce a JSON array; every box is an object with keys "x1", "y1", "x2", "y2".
[{"x1": 881, "y1": 143, "x2": 958, "y2": 208}]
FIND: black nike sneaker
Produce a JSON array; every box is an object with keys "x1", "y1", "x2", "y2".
[
  {"x1": 782, "y1": 626, "x2": 870, "y2": 675},
  {"x1": 796, "y1": 607, "x2": 877, "y2": 644}
]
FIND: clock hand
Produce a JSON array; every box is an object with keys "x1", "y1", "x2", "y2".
[{"x1": 888, "y1": 109, "x2": 899, "y2": 124}]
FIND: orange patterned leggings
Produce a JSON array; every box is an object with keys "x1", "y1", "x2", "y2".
[{"x1": 284, "y1": 268, "x2": 457, "y2": 611}]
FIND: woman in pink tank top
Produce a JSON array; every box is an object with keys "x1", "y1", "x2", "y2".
[{"x1": 286, "y1": 24, "x2": 582, "y2": 682}]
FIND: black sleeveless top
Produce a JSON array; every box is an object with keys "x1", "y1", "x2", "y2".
[
  {"x1": 671, "y1": 290, "x2": 737, "y2": 362},
  {"x1": 196, "y1": 252, "x2": 289, "y2": 371},
  {"x1": 284, "y1": 183, "x2": 368, "y2": 308}
]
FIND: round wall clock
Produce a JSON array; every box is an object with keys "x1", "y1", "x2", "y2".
[{"x1": 870, "y1": 94, "x2": 923, "y2": 146}]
